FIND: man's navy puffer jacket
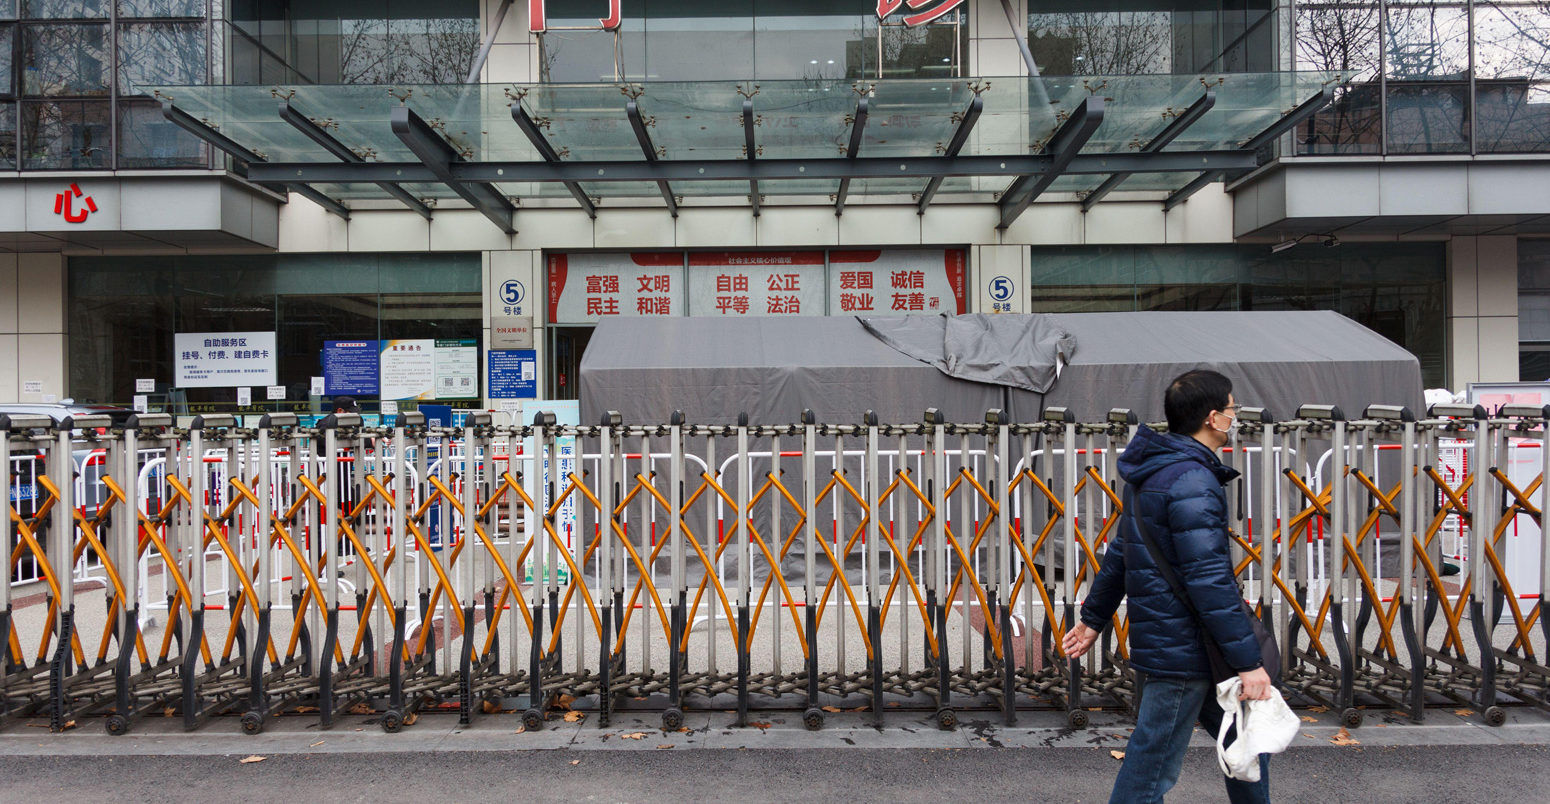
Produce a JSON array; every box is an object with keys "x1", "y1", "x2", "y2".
[{"x1": 1079, "y1": 424, "x2": 1263, "y2": 679}]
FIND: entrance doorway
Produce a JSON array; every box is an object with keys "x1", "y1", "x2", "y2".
[{"x1": 549, "y1": 326, "x2": 592, "y2": 400}]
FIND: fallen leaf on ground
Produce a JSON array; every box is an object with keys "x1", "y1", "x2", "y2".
[
  {"x1": 1302, "y1": 733, "x2": 1314, "y2": 738},
  {"x1": 1307, "y1": 705, "x2": 1330, "y2": 713},
  {"x1": 515, "y1": 726, "x2": 526, "y2": 734},
  {"x1": 347, "y1": 703, "x2": 374, "y2": 715},
  {"x1": 821, "y1": 706, "x2": 841, "y2": 713},
  {"x1": 1088, "y1": 707, "x2": 1102, "y2": 712},
  {"x1": 563, "y1": 711, "x2": 585, "y2": 723},
  {"x1": 633, "y1": 696, "x2": 648, "y2": 701},
  {"x1": 163, "y1": 707, "x2": 175, "y2": 718},
  {"x1": 239, "y1": 756, "x2": 266, "y2": 764},
  {"x1": 1454, "y1": 709, "x2": 1474, "y2": 717},
  {"x1": 570, "y1": 760, "x2": 581, "y2": 766},
  {"x1": 295, "y1": 706, "x2": 319, "y2": 713},
  {"x1": 482, "y1": 700, "x2": 501, "y2": 714},
  {"x1": 1300, "y1": 716, "x2": 1318, "y2": 723},
  {"x1": 749, "y1": 721, "x2": 771, "y2": 729},
  {"x1": 554, "y1": 694, "x2": 577, "y2": 711},
  {"x1": 657, "y1": 744, "x2": 675, "y2": 749},
  {"x1": 886, "y1": 702, "x2": 901, "y2": 708},
  {"x1": 677, "y1": 727, "x2": 690, "y2": 733},
  {"x1": 1329, "y1": 728, "x2": 1360, "y2": 747},
  {"x1": 1110, "y1": 750, "x2": 1125, "y2": 760},
  {"x1": 403, "y1": 713, "x2": 418, "y2": 726},
  {"x1": 62, "y1": 720, "x2": 76, "y2": 730},
  {"x1": 848, "y1": 706, "x2": 867, "y2": 712},
  {"x1": 309, "y1": 740, "x2": 325, "y2": 747},
  {"x1": 621, "y1": 732, "x2": 646, "y2": 739}
]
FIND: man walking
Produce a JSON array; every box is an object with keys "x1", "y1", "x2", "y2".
[{"x1": 1063, "y1": 369, "x2": 1272, "y2": 803}]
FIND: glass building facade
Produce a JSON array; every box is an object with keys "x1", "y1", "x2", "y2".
[{"x1": 68, "y1": 253, "x2": 482, "y2": 408}]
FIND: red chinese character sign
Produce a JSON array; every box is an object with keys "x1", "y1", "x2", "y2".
[
  {"x1": 528, "y1": 0, "x2": 621, "y2": 32},
  {"x1": 548, "y1": 253, "x2": 684, "y2": 324},
  {"x1": 54, "y1": 183, "x2": 98, "y2": 224},
  {"x1": 877, "y1": 0, "x2": 964, "y2": 27},
  {"x1": 687, "y1": 252, "x2": 825, "y2": 317},
  {"x1": 828, "y1": 249, "x2": 967, "y2": 316}
]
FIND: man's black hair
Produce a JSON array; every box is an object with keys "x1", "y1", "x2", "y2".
[{"x1": 1164, "y1": 369, "x2": 1232, "y2": 435}]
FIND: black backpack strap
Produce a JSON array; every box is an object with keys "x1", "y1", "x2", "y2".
[{"x1": 1123, "y1": 484, "x2": 1206, "y2": 623}]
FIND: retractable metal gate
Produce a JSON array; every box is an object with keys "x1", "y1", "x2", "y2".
[{"x1": 3, "y1": 404, "x2": 1548, "y2": 735}]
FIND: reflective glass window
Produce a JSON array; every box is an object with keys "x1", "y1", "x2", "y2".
[
  {"x1": 1386, "y1": 82, "x2": 1470, "y2": 152},
  {"x1": 642, "y1": 0, "x2": 754, "y2": 81},
  {"x1": 1028, "y1": 0, "x2": 1274, "y2": 77},
  {"x1": 0, "y1": 102, "x2": 16, "y2": 167},
  {"x1": 118, "y1": 0, "x2": 203, "y2": 16},
  {"x1": 118, "y1": 22, "x2": 206, "y2": 94},
  {"x1": 1385, "y1": 2, "x2": 1469, "y2": 81},
  {"x1": 1295, "y1": 0, "x2": 1382, "y2": 154},
  {"x1": 116, "y1": 100, "x2": 207, "y2": 167},
  {"x1": 23, "y1": 23, "x2": 110, "y2": 96},
  {"x1": 22, "y1": 0, "x2": 107, "y2": 18},
  {"x1": 21, "y1": 99, "x2": 109, "y2": 168},
  {"x1": 0, "y1": 24, "x2": 13, "y2": 96},
  {"x1": 1475, "y1": 2, "x2": 1550, "y2": 153}
]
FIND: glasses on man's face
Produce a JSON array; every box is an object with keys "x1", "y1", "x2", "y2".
[{"x1": 1219, "y1": 404, "x2": 1242, "y2": 415}]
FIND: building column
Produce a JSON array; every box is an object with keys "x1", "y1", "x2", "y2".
[
  {"x1": 0, "y1": 254, "x2": 67, "y2": 403},
  {"x1": 1447, "y1": 235, "x2": 1519, "y2": 388}
]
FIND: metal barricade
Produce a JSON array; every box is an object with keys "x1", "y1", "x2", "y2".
[{"x1": 4, "y1": 404, "x2": 1550, "y2": 735}]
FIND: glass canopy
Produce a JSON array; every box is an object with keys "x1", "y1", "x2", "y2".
[{"x1": 150, "y1": 72, "x2": 1342, "y2": 208}]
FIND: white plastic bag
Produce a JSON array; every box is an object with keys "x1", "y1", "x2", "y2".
[{"x1": 1214, "y1": 678, "x2": 1300, "y2": 782}]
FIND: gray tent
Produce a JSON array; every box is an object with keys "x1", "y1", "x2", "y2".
[{"x1": 580, "y1": 311, "x2": 1423, "y2": 424}]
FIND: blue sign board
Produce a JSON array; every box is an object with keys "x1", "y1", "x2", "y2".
[
  {"x1": 323, "y1": 340, "x2": 380, "y2": 395},
  {"x1": 488, "y1": 349, "x2": 538, "y2": 399}
]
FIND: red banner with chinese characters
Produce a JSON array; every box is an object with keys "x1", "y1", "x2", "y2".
[
  {"x1": 687, "y1": 251, "x2": 825, "y2": 317},
  {"x1": 547, "y1": 253, "x2": 684, "y2": 323},
  {"x1": 828, "y1": 249, "x2": 967, "y2": 316}
]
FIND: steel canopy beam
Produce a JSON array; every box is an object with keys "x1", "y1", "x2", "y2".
[
  {"x1": 389, "y1": 105, "x2": 514, "y2": 233},
  {"x1": 997, "y1": 96, "x2": 1105, "y2": 230},
  {"x1": 918, "y1": 96, "x2": 983, "y2": 214},
  {"x1": 1081, "y1": 91, "x2": 1214, "y2": 212},
  {"x1": 834, "y1": 96, "x2": 869, "y2": 216},
  {"x1": 626, "y1": 100, "x2": 677, "y2": 217},
  {"x1": 1163, "y1": 87, "x2": 1334, "y2": 211},
  {"x1": 511, "y1": 103, "x2": 597, "y2": 219},
  {"x1": 743, "y1": 99, "x2": 760, "y2": 218},
  {"x1": 163, "y1": 100, "x2": 350, "y2": 220},
  {"x1": 280, "y1": 101, "x2": 431, "y2": 220},
  {"x1": 251, "y1": 149, "x2": 1255, "y2": 186}
]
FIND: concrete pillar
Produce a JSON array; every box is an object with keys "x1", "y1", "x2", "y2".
[
  {"x1": 0, "y1": 253, "x2": 67, "y2": 403},
  {"x1": 970, "y1": 0, "x2": 1030, "y2": 78},
  {"x1": 1447, "y1": 235, "x2": 1519, "y2": 388}
]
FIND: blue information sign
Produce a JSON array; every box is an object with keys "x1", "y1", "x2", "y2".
[
  {"x1": 488, "y1": 349, "x2": 538, "y2": 399},
  {"x1": 323, "y1": 340, "x2": 380, "y2": 395}
]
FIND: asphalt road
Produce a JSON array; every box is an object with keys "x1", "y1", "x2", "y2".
[{"x1": 0, "y1": 743, "x2": 1544, "y2": 803}]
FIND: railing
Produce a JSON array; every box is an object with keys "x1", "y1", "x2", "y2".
[{"x1": 2, "y1": 403, "x2": 1547, "y2": 737}]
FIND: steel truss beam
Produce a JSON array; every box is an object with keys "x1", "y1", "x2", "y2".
[
  {"x1": 163, "y1": 100, "x2": 351, "y2": 220},
  {"x1": 511, "y1": 102, "x2": 597, "y2": 219},
  {"x1": 834, "y1": 96, "x2": 869, "y2": 216},
  {"x1": 996, "y1": 96, "x2": 1105, "y2": 229},
  {"x1": 250, "y1": 149, "x2": 1255, "y2": 186},
  {"x1": 627, "y1": 100, "x2": 677, "y2": 217},
  {"x1": 1163, "y1": 87, "x2": 1334, "y2": 211},
  {"x1": 1080, "y1": 92, "x2": 1214, "y2": 212},
  {"x1": 279, "y1": 101, "x2": 431, "y2": 220},
  {"x1": 918, "y1": 96, "x2": 983, "y2": 214},
  {"x1": 389, "y1": 105, "x2": 515, "y2": 234},
  {"x1": 743, "y1": 99, "x2": 760, "y2": 218}
]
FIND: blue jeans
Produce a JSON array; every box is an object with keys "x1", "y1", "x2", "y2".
[{"x1": 1108, "y1": 675, "x2": 1270, "y2": 804}]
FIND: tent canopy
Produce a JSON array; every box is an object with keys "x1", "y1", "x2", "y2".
[{"x1": 579, "y1": 311, "x2": 1424, "y2": 425}]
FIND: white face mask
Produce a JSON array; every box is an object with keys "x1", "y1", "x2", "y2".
[{"x1": 1213, "y1": 410, "x2": 1239, "y2": 437}]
